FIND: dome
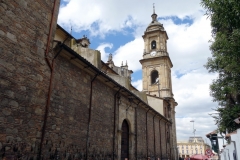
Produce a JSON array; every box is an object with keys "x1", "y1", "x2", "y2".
[{"x1": 145, "y1": 13, "x2": 164, "y2": 32}]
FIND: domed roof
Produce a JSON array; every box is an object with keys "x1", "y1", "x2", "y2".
[
  {"x1": 146, "y1": 13, "x2": 164, "y2": 32},
  {"x1": 147, "y1": 19, "x2": 163, "y2": 28}
]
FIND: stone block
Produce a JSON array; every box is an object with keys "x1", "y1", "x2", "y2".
[
  {"x1": 35, "y1": 108, "x2": 42, "y2": 115},
  {"x1": 6, "y1": 32, "x2": 17, "y2": 42},
  {"x1": 0, "y1": 29, "x2": 5, "y2": 36},
  {"x1": 2, "y1": 109, "x2": 11, "y2": 116},
  {"x1": 9, "y1": 100, "x2": 19, "y2": 108}
]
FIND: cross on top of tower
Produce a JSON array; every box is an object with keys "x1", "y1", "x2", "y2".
[
  {"x1": 153, "y1": 3, "x2": 155, "y2": 14},
  {"x1": 151, "y1": 3, "x2": 157, "y2": 22}
]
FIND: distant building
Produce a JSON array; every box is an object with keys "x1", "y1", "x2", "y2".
[{"x1": 177, "y1": 137, "x2": 210, "y2": 158}]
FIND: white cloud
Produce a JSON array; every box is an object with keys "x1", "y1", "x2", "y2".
[
  {"x1": 96, "y1": 43, "x2": 113, "y2": 62},
  {"x1": 113, "y1": 38, "x2": 143, "y2": 72},
  {"x1": 58, "y1": 0, "x2": 222, "y2": 147},
  {"x1": 132, "y1": 79, "x2": 142, "y2": 91},
  {"x1": 58, "y1": 0, "x2": 204, "y2": 37},
  {"x1": 165, "y1": 15, "x2": 212, "y2": 75}
]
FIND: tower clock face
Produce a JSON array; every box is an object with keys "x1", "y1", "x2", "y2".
[{"x1": 150, "y1": 51, "x2": 156, "y2": 56}]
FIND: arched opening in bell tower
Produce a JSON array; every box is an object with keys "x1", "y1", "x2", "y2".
[
  {"x1": 151, "y1": 70, "x2": 159, "y2": 84},
  {"x1": 151, "y1": 40, "x2": 156, "y2": 49}
]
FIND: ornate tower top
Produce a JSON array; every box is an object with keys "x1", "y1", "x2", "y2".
[{"x1": 141, "y1": 5, "x2": 169, "y2": 59}]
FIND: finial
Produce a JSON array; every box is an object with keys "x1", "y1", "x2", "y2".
[
  {"x1": 126, "y1": 60, "x2": 128, "y2": 66},
  {"x1": 71, "y1": 26, "x2": 72, "y2": 35},
  {"x1": 153, "y1": 3, "x2": 155, "y2": 14},
  {"x1": 121, "y1": 61, "x2": 123, "y2": 66},
  {"x1": 108, "y1": 53, "x2": 112, "y2": 62},
  {"x1": 151, "y1": 3, "x2": 157, "y2": 22}
]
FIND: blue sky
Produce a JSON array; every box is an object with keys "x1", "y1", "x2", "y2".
[{"x1": 58, "y1": 0, "x2": 223, "y2": 148}]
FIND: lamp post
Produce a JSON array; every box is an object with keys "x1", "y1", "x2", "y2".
[
  {"x1": 155, "y1": 77, "x2": 160, "y2": 97},
  {"x1": 190, "y1": 120, "x2": 196, "y2": 154}
]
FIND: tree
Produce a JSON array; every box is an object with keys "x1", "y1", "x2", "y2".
[{"x1": 201, "y1": 0, "x2": 240, "y2": 134}]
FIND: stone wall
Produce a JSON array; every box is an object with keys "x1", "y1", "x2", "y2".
[
  {"x1": 0, "y1": 0, "x2": 60, "y2": 159},
  {"x1": 136, "y1": 106, "x2": 171, "y2": 160}
]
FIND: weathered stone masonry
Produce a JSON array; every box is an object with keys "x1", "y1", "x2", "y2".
[
  {"x1": 0, "y1": 0, "x2": 175, "y2": 159},
  {"x1": 0, "y1": 0, "x2": 60, "y2": 159}
]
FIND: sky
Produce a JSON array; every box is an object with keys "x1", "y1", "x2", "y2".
[{"x1": 57, "y1": 0, "x2": 222, "y2": 149}]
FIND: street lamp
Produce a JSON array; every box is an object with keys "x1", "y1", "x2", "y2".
[
  {"x1": 190, "y1": 120, "x2": 196, "y2": 154},
  {"x1": 155, "y1": 77, "x2": 160, "y2": 97}
]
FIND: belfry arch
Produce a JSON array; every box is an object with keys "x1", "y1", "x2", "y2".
[
  {"x1": 151, "y1": 40, "x2": 156, "y2": 49},
  {"x1": 151, "y1": 70, "x2": 159, "y2": 84}
]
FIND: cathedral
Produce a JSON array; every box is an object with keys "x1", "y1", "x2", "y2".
[{"x1": 0, "y1": 1, "x2": 177, "y2": 159}]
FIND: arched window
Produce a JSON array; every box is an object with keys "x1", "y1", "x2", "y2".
[
  {"x1": 151, "y1": 70, "x2": 159, "y2": 84},
  {"x1": 151, "y1": 40, "x2": 156, "y2": 49},
  {"x1": 121, "y1": 120, "x2": 129, "y2": 160}
]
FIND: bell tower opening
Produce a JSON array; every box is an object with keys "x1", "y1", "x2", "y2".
[
  {"x1": 151, "y1": 70, "x2": 159, "y2": 84},
  {"x1": 151, "y1": 40, "x2": 156, "y2": 50}
]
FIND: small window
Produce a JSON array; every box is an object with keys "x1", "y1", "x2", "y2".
[
  {"x1": 151, "y1": 70, "x2": 158, "y2": 84},
  {"x1": 151, "y1": 40, "x2": 156, "y2": 49}
]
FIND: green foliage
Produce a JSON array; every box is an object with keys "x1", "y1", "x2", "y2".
[
  {"x1": 212, "y1": 106, "x2": 240, "y2": 134},
  {"x1": 201, "y1": 0, "x2": 240, "y2": 133}
]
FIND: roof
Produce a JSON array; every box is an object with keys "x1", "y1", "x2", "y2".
[
  {"x1": 147, "y1": 20, "x2": 163, "y2": 29},
  {"x1": 56, "y1": 24, "x2": 74, "y2": 39}
]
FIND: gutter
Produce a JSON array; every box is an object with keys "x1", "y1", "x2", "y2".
[
  {"x1": 38, "y1": 0, "x2": 58, "y2": 159},
  {"x1": 86, "y1": 73, "x2": 99, "y2": 159},
  {"x1": 112, "y1": 87, "x2": 122, "y2": 159},
  {"x1": 153, "y1": 113, "x2": 157, "y2": 158},
  {"x1": 146, "y1": 108, "x2": 150, "y2": 158},
  {"x1": 159, "y1": 117, "x2": 163, "y2": 159},
  {"x1": 135, "y1": 101, "x2": 141, "y2": 159},
  {"x1": 165, "y1": 121, "x2": 168, "y2": 159}
]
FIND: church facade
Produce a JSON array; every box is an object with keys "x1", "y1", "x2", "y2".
[{"x1": 0, "y1": 1, "x2": 177, "y2": 160}]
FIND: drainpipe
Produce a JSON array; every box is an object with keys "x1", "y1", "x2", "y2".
[
  {"x1": 86, "y1": 73, "x2": 99, "y2": 159},
  {"x1": 169, "y1": 124, "x2": 172, "y2": 160},
  {"x1": 159, "y1": 118, "x2": 162, "y2": 160},
  {"x1": 146, "y1": 109, "x2": 150, "y2": 158},
  {"x1": 38, "y1": 44, "x2": 63, "y2": 159},
  {"x1": 135, "y1": 101, "x2": 141, "y2": 160},
  {"x1": 153, "y1": 114, "x2": 157, "y2": 159},
  {"x1": 112, "y1": 87, "x2": 122, "y2": 159},
  {"x1": 38, "y1": 0, "x2": 58, "y2": 159},
  {"x1": 165, "y1": 121, "x2": 168, "y2": 158}
]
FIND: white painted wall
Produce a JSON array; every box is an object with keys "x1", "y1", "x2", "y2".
[{"x1": 220, "y1": 129, "x2": 240, "y2": 160}]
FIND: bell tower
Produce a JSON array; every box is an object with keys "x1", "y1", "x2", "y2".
[{"x1": 140, "y1": 5, "x2": 173, "y2": 98}]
